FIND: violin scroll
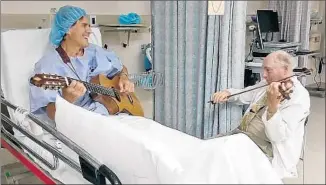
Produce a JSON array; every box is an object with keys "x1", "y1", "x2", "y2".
[
  {"x1": 276, "y1": 68, "x2": 313, "y2": 100},
  {"x1": 293, "y1": 67, "x2": 313, "y2": 76}
]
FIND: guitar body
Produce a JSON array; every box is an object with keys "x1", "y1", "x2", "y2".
[{"x1": 90, "y1": 74, "x2": 144, "y2": 117}]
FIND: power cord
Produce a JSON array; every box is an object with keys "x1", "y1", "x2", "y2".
[
  {"x1": 312, "y1": 56, "x2": 325, "y2": 90},
  {"x1": 245, "y1": 26, "x2": 257, "y2": 63},
  {"x1": 313, "y1": 57, "x2": 320, "y2": 89},
  {"x1": 245, "y1": 42, "x2": 253, "y2": 62}
]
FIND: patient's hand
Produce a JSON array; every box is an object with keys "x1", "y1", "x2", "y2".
[
  {"x1": 62, "y1": 80, "x2": 87, "y2": 103},
  {"x1": 119, "y1": 75, "x2": 135, "y2": 93},
  {"x1": 212, "y1": 90, "x2": 231, "y2": 103}
]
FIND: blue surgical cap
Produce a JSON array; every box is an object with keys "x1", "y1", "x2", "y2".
[{"x1": 49, "y1": 5, "x2": 86, "y2": 46}]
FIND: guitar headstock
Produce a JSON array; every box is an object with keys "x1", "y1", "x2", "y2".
[{"x1": 30, "y1": 73, "x2": 67, "y2": 90}]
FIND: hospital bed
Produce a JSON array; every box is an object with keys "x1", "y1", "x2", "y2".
[
  {"x1": 1, "y1": 28, "x2": 284, "y2": 184},
  {"x1": 1, "y1": 27, "x2": 120, "y2": 184}
]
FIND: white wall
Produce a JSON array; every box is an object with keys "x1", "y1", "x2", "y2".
[
  {"x1": 1, "y1": 1, "x2": 154, "y2": 118},
  {"x1": 1, "y1": 1, "x2": 151, "y2": 15},
  {"x1": 246, "y1": 1, "x2": 268, "y2": 15},
  {"x1": 319, "y1": 1, "x2": 325, "y2": 57}
]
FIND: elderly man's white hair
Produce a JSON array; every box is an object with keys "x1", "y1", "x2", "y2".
[{"x1": 269, "y1": 50, "x2": 293, "y2": 69}]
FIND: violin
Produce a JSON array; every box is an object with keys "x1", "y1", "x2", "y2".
[{"x1": 208, "y1": 68, "x2": 312, "y2": 104}]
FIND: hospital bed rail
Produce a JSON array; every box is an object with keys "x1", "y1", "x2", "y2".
[
  {"x1": 1, "y1": 96, "x2": 122, "y2": 185},
  {"x1": 1, "y1": 132, "x2": 59, "y2": 184}
]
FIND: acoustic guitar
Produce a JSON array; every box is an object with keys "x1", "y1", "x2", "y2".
[{"x1": 30, "y1": 73, "x2": 144, "y2": 117}]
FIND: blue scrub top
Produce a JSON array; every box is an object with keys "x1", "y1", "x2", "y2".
[{"x1": 29, "y1": 43, "x2": 123, "y2": 124}]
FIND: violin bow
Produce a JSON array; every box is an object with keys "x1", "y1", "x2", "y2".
[{"x1": 208, "y1": 68, "x2": 313, "y2": 104}]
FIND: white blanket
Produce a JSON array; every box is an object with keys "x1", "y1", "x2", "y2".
[{"x1": 55, "y1": 95, "x2": 283, "y2": 184}]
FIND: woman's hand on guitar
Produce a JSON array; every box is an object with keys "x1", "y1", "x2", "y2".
[
  {"x1": 62, "y1": 80, "x2": 87, "y2": 103},
  {"x1": 118, "y1": 75, "x2": 135, "y2": 93}
]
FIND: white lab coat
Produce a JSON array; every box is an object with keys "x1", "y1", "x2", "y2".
[{"x1": 226, "y1": 77, "x2": 310, "y2": 179}]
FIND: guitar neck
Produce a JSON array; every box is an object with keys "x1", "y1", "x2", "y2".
[{"x1": 68, "y1": 77, "x2": 116, "y2": 97}]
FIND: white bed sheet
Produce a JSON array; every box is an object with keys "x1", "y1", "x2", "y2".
[
  {"x1": 55, "y1": 95, "x2": 283, "y2": 184},
  {"x1": 1, "y1": 27, "x2": 103, "y2": 184}
]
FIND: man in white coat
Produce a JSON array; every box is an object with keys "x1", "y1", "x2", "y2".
[{"x1": 212, "y1": 50, "x2": 310, "y2": 179}]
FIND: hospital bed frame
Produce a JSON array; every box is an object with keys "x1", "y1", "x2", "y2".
[{"x1": 1, "y1": 96, "x2": 122, "y2": 185}]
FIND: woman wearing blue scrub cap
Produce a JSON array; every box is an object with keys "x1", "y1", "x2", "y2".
[
  {"x1": 29, "y1": 5, "x2": 135, "y2": 121},
  {"x1": 49, "y1": 5, "x2": 88, "y2": 47}
]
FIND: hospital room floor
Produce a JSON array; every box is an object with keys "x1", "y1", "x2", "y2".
[
  {"x1": 1, "y1": 96, "x2": 325, "y2": 184},
  {"x1": 283, "y1": 95, "x2": 325, "y2": 184}
]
